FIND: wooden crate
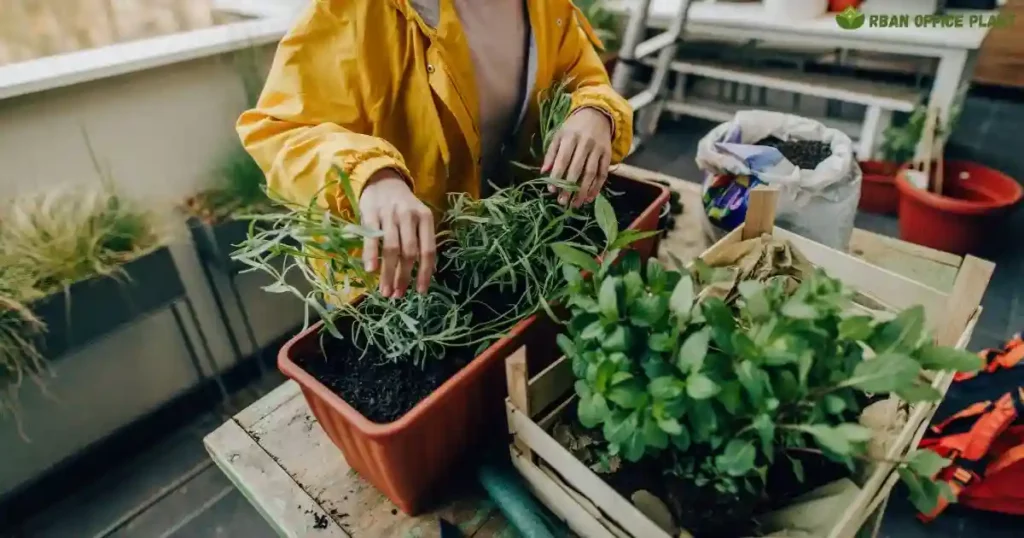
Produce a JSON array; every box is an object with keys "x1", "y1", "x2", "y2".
[{"x1": 504, "y1": 188, "x2": 992, "y2": 538}]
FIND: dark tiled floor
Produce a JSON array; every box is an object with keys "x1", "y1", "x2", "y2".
[{"x1": 9, "y1": 114, "x2": 1024, "y2": 538}]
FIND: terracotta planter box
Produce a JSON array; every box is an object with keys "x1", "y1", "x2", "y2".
[
  {"x1": 278, "y1": 174, "x2": 669, "y2": 515},
  {"x1": 28, "y1": 247, "x2": 185, "y2": 359}
]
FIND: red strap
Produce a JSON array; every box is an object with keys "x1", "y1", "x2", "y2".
[
  {"x1": 930, "y1": 401, "x2": 991, "y2": 435},
  {"x1": 941, "y1": 393, "x2": 1020, "y2": 459},
  {"x1": 918, "y1": 468, "x2": 974, "y2": 523}
]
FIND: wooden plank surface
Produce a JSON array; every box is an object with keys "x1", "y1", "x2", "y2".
[
  {"x1": 205, "y1": 382, "x2": 508, "y2": 537},
  {"x1": 207, "y1": 168, "x2": 969, "y2": 537}
]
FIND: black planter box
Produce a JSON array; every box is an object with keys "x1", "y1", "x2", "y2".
[
  {"x1": 188, "y1": 217, "x2": 253, "y2": 276},
  {"x1": 30, "y1": 247, "x2": 186, "y2": 359}
]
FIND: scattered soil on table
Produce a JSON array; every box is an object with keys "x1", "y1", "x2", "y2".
[
  {"x1": 294, "y1": 181, "x2": 661, "y2": 424},
  {"x1": 304, "y1": 509, "x2": 330, "y2": 529},
  {"x1": 756, "y1": 135, "x2": 832, "y2": 170}
]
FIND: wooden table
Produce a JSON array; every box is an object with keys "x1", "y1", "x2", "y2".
[{"x1": 205, "y1": 166, "x2": 962, "y2": 537}]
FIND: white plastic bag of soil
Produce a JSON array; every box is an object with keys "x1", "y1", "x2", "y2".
[{"x1": 696, "y1": 111, "x2": 862, "y2": 251}]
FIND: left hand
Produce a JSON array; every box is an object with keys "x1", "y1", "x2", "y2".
[{"x1": 542, "y1": 107, "x2": 613, "y2": 208}]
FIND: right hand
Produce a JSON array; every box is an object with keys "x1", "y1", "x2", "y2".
[{"x1": 359, "y1": 169, "x2": 436, "y2": 298}]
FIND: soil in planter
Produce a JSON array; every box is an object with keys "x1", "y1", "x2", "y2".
[
  {"x1": 294, "y1": 189, "x2": 657, "y2": 423},
  {"x1": 756, "y1": 135, "x2": 832, "y2": 170}
]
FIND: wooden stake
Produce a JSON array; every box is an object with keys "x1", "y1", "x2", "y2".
[
  {"x1": 505, "y1": 347, "x2": 532, "y2": 459},
  {"x1": 936, "y1": 256, "x2": 995, "y2": 347},
  {"x1": 742, "y1": 185, "x2": 780, "y2": 240}
]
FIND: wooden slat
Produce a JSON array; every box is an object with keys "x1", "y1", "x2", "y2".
[
  {"x1": 645, "y1": 58, "x2": 920, "y2": 111},
  {"x1": 508, "y1": 407, "x2": 671, "y2": 538},
  {"x1": 510, "y1": 449, "x2": 619, "y2": 538},
  {"x1": 848, "y1": 229, "x2": 961, "y2": 293},
  {"x1": 235, "y1": 380, "x2": 301, "y2": 429},
  {"x1": 936, "y1": 256, "x2": 995, "y2": 347},
  {"x1": 204, "y1": 420, "x2": 348, "y2": 538},
  {"x1": 506, "y1": 347, "x2": 532, "y2": 459},
  {"x1": 527, "y1": 356, "x2": 574, "y2": 419},
  {"x1": 772, "y1": 228, "x2": 949, "y2": 327},
  {"x1": 243, "y1": 396, "x2": 498, "y2": 537}
]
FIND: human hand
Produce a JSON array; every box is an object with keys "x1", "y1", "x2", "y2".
[
  {"x1": 359, "y1": 169, "x2": 436, "y2": 297},
  {"x1": 541, "y1": 107, "x2": 613, "y2": 208}
]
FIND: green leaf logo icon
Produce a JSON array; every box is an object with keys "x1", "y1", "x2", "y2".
[{"x1": 836, "y1": 6, "x2": 865, "y2": 30}]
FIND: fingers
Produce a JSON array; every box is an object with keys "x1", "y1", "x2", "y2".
[
  {"x1": 379, "y1": 214, "x2": 400, "y2": 297},
  {"x1": 416, "y1": 208, "x2": 436, "y2": 294},
  {"x1": 548, "y1": 136, "x2": 576, "y2": 202},
  {"x1": 566, "y1": 138, "x2": 594, "y2": 207},
  {"x1": 542, "y1": 132, "x2": 562, "y2": 193},
  {"x1": 394, "y1": 208, "x2": 418, "y2": 297},
  {"x1": 362, "y1": 210, "x2": 382, "y2": 272},
  {"x1": 579, "y1": 150, "x2": 611, "y2": 207}
]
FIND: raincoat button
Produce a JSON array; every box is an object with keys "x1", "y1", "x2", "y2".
[
  {"x1": 556, "y1": 18, "x2": 562, "y2": 26},
  {"x1": 427, "y1": 64, "x2": 435, "y2": 74}
]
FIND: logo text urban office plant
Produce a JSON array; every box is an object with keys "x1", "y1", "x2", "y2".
[{"x1": 836, "y1": 6, "x2": 1014, "y2": 30}]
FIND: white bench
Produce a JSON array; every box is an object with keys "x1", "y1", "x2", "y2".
[{"x1": 641, "y1": 57, "x2": 922, "y2": 158}]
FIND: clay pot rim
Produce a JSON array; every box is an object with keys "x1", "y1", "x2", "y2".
[{"x1": 894, "y1": 161, "x2": 1023, "y2": 216}]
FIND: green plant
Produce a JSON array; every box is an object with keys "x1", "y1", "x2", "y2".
[
  {"x1": 573, "y1": 0, "x2": 621, "y2": 53},
  {"x1": 187, "y1": 48, "x2": 271, "y2": 223},
  {"x1": 552, "y1": 235, "x2": 983, "y2": 530},
  {"x1": 880, "y1": 94, "x2": 965, "y2": 164}
]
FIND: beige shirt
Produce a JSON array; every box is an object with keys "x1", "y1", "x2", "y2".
[{"x1": 409, "y1": 0, "x2": 530, "y2": 182}]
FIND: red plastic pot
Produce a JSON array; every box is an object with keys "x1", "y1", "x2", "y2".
[
  {"x1": 279, "y1": 175, "x2": 669, "y2": 515},
  {"x1": 858, "y1": 160, "x2": 900, "y2": 215},
  {"x1": 829, "y1": 0, "x2": 862, "y2": 11},
  {"x1": 895, "y1": 161, "x2": 1023, "y2": 255}
]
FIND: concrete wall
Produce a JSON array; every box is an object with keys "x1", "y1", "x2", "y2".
[{"x1": 0, "y1": 43, "x2": 306, "y2": 496}]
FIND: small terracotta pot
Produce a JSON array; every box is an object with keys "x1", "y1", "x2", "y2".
[
  {"x1": 858, "y1": 160, "x2": 900, "y2": 215},
  {"x1": 279, "y1": 174, "x2": 670, "y2": 515}
]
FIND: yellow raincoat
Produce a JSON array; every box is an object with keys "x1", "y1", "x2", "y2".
[{"x1": 237, "y1": 0, "x2": 633, "y2": 217}]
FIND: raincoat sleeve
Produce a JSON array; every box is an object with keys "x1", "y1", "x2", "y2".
[
  {"x1": 236, "y1": 0, "x2": 411, "y2": 217},
  {"x1": 557, "y1": 1, "x2": 634, "y2": 164}
]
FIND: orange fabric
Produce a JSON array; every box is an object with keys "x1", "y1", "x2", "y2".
[
  {"x1": 237, "y1": 0, "x2": 633, "y2": 219},
  {"x1": 930, "y1": 400, "x2": 991, "y2": 434}
]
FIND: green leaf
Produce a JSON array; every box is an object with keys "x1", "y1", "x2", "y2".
[
  {"x1": 677, "y1": 328, "x2": 710, "y2": 373},
  {"x1": 333, "y1": 165, "x2": 361, "y2": 222},
  {"x1": 594, "y1": 194, "x2": 618, "y2": 246},
  {"x1": 916, "y1": 345, "x2": 984, "y2": 373},
  {"x1": 871, "y1": 305, "x2": 925, "y2": 354},
  {"x1": 717, "y1": 382, "x2": 743, "y2": 414},
  {"x1": 607, "y1": 381, "x2": 647, "y2": 409},
  {"x1": 551, "y1": 242, "x2": 599, "y2": 273},
  {"x1": 839, "y1": 316, "x2": 875, "y2": 341},
  {"x1": 581, "y1": 320, "x2": 604, "y2": 340},
  {"x1": 802, "y1": 424, "x2": 872, "y2": 456},
  {"x1": 671, "y1": 426, "x2": 691, "y2": 451},
  {"x1": 610, "y1": 371, "x2": 634, "y2": 386},
  {"x1": 732, "y1": 332, "x2": 759, "y2": 363},
  {"x1": 907, "y1": 450, "x2": 951, "y2": 478},
  {"x1": 622, "y1": 272, "x2": 645, "y2": 302},
  {"x1": 687, "y1": 373, "x2": 720, "y2": 400},
  {"x1": 669, "y1": 273, "x2": 695, "y2": 318},
  {"x1": 737, "y1": 280, "x2": 763, "y2": 299},
  {"x1": 788, "y1": 455, "x2": 805, "y2": 483},
  {"x1": 648, "y1": 331, "x2": 676, "y2": 353},
  {"x1": 649, "y1": 376, "x2": 684, "y2": 400},
  {"x1": 896, "y1": 383, "x2": 943, "y2": 403},
  {"x1": 556, "y1": 333, "x2": 576, "y2": 358},
  {"x1": 577, "y1": 391, "x2": 610, "y2": 428},
  {"x1": 752, "y1": 414, "x2": 775, "y2": 455},
  {"x1": 781, "y1": 300, "x2": 819, "y2": 320},
  {"x1": 631, "y1": 294, "x2": 668, "y2": 328},
  {"x1": 645, "y1": 259, "x2": 667, "y2": 292},
  {"x1": 735, "y1": 361, "x2": 765, "y2": 408},
  {"x1": 603, "y1": 412, "x2": 635, "y2": 445},
  {"x1": 598, "y1": 277, "x2": 620, "y2": 320},
  {"x1": 609, "y1": 229, "x2": 660, "y2": 250},
  {"x1": 658, "y1": 417, "x2": 683, "y2": 436},
  {"x1": 623, "y1": 430, "x2": 647, "y2": 462},
  {"x1": 561, "y1": 264, "x2": 582, "y2": 286},
  {"x1": 717, "y1": 439, "x2": 757, "y2": 477},
  {"x1": 602, "y1": 325, "x2": 630, "y2": 352},
  {"x1": 823, "y1": 394, "x2": 847, "y2": 415},
  {"x1": 850, "y1": 353, "x2": 921, "y2": 393},
  {"x1": 642, "y1": 414, "x2": 669, "y2": 450}
]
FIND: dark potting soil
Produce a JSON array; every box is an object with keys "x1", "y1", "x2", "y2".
[
  {"x1": 294, "y1": 186, "x2": 656, "y2": 424},
  {"x1": 756, "y1": 135, "x2": 832, "y2": 170}
]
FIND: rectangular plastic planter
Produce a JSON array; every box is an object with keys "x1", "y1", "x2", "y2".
[
  {"x1": 277, "y1": 174, "x2": 669, "y2": 515},
  {"x1": 31, "y1": 247, "x2": 186, "y2": 359}
]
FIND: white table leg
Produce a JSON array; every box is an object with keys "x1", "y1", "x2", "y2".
[
  {"x1": 917, "y1": 49, "x2": 978, "y2": 160},
  {"x1": 859, "y1": 106, "x2": 892, "y2": 161}
]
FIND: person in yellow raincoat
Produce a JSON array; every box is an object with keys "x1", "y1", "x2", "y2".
[{"x1": 237, "y1": 0, "x2": 633, "y2": 299}]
